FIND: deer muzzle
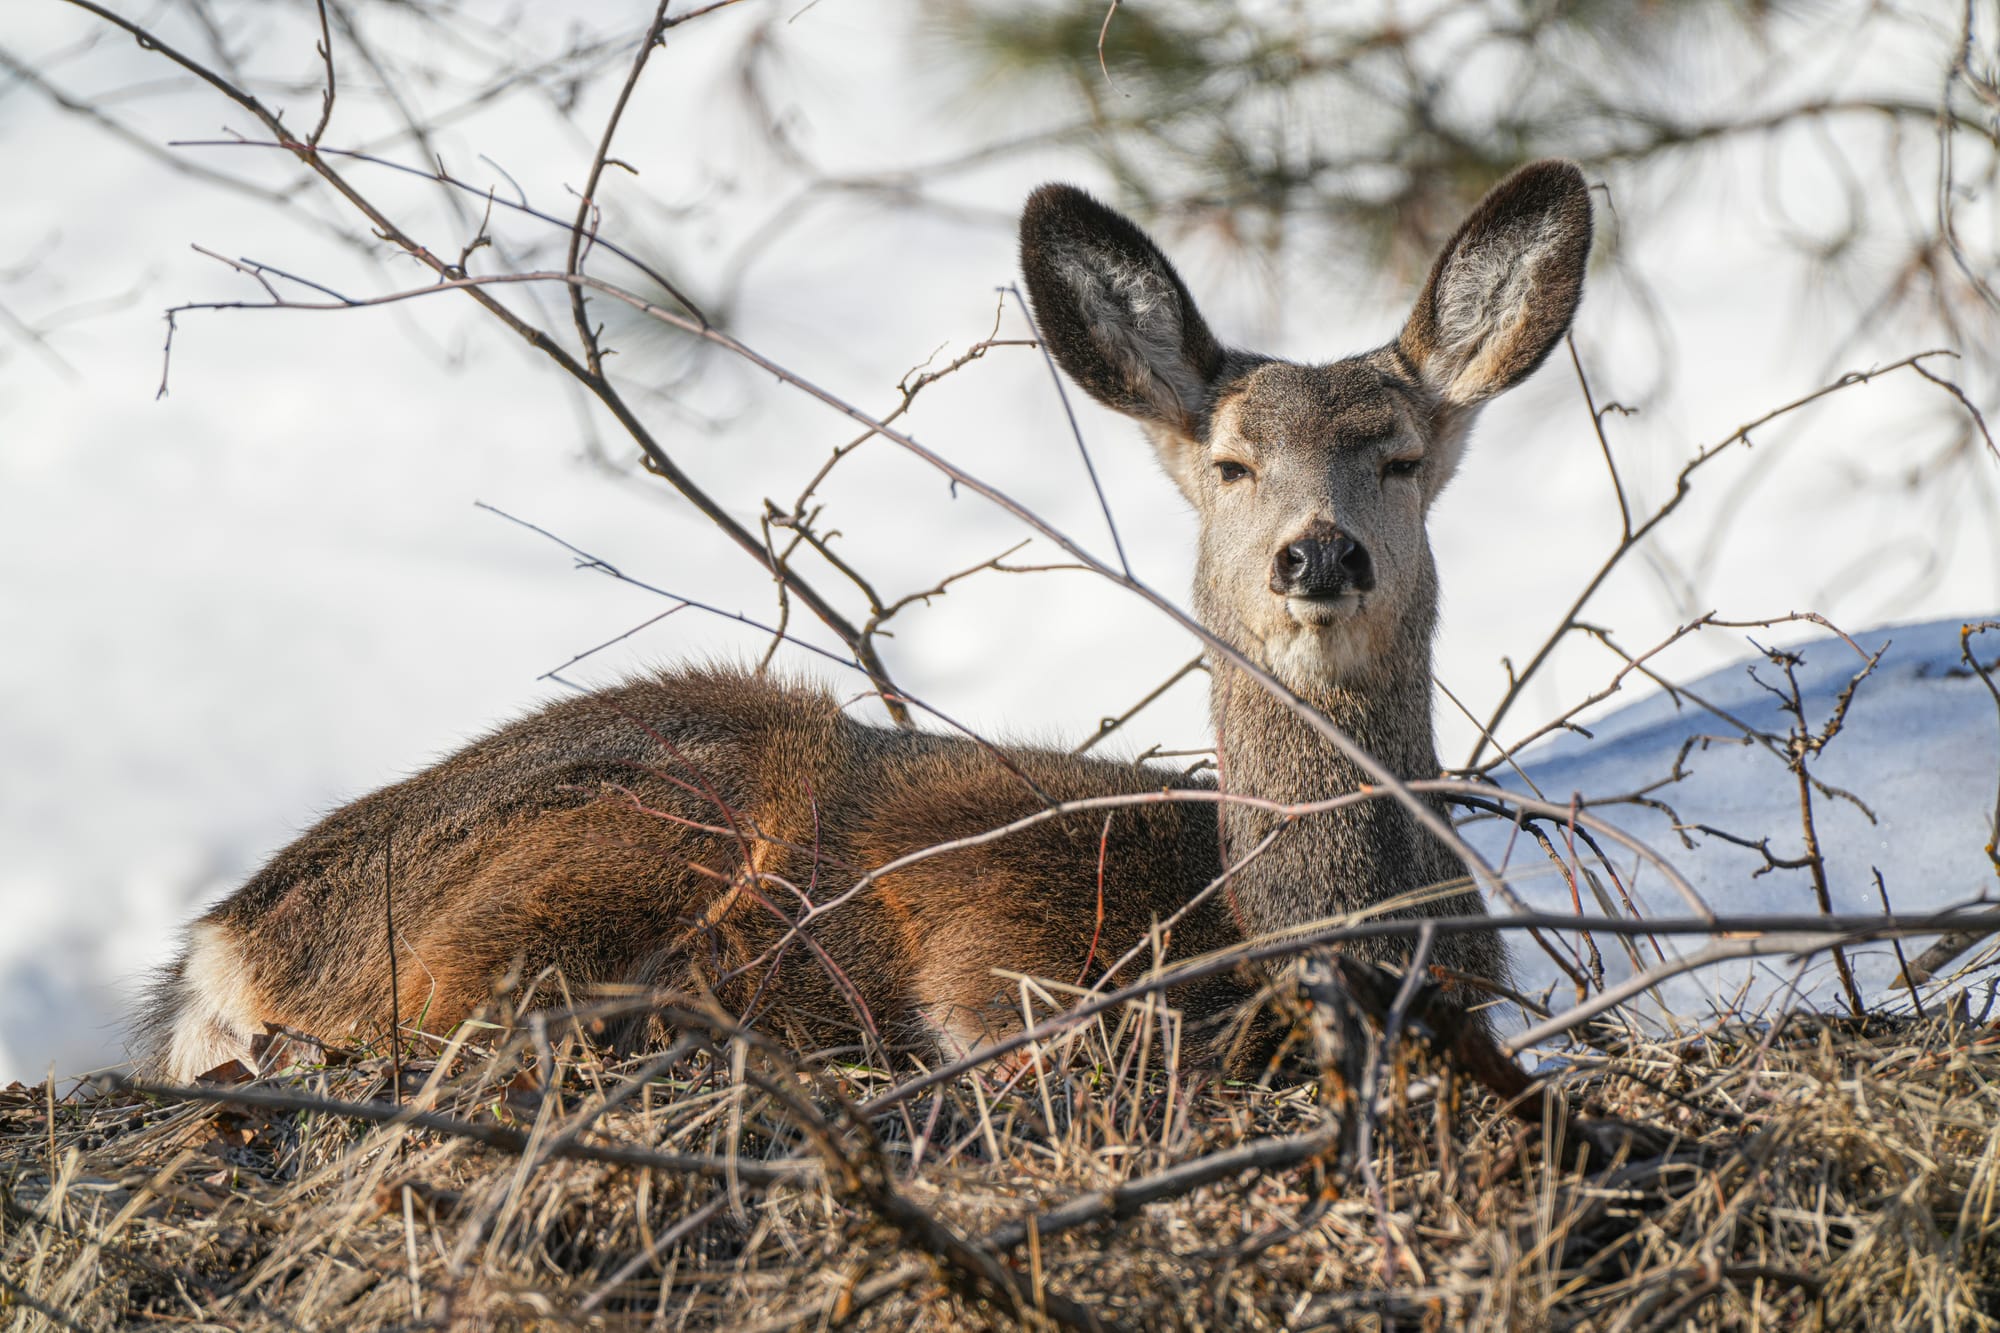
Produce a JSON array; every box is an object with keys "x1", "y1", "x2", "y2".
[{"x1": 1270, "y1": 531, "x2": 1375, "y2": 599}]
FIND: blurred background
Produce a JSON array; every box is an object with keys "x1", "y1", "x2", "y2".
[{"x1": 2, "y1": 0, "x2": 1995, "y2": 1081}]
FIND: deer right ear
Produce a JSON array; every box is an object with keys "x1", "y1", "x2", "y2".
[{"x1": 1020, "y1": 184, "x2": 1226, "y2": 446}]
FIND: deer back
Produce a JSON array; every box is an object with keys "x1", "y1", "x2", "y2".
[{"x1": 143, "y1": 668, "x2": 1250, "y2": 1077}]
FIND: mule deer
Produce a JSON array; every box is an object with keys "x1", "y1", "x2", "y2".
[{"x1": 139, "y1": 160, "x2": 1592, "y2": 1081}]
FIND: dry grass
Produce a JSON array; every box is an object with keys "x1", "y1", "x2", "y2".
[{"x1": 5, "y1": 989, "x2": 2000, "y2": 1332}]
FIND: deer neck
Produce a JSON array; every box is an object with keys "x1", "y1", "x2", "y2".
[{"x1": 1206, "y1": 596, "x2": 1454, "y2": 943}]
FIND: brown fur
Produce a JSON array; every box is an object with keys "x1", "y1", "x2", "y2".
[{"x1": 138, "y1": 160, "x2": 1593, "y2": 1080}]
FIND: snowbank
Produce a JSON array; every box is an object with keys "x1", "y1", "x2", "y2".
[{"x1": 1471, "y1": 615, "x2": 2000, "y2": 1027}]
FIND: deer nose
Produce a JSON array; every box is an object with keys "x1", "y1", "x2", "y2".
[{"x1": 1271, "y1": 533, "x2": 1375, "y2": 598}]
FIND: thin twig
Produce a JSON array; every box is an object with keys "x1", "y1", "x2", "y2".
[
  {"x1": 96, "y1": 1076, "x2": 812, "y2": 1184},
  {"x1": 1466, "y1": 351, "x2": 1969, "y2": 768}
]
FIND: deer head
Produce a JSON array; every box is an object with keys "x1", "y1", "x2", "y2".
[{"x1": 1020, "y1": 160, "x2": 1593, "y2": 695}]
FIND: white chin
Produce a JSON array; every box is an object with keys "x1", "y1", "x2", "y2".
[
  {"x1": 1285, "y1": 594, "x2": 1360, "y2": 629},
  {"x1": 1269, "y1": 602, "x2": 1376, "y2": 686}
]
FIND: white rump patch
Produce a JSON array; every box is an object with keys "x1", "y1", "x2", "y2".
[{"x1": 163, "y1": 922, "x2": 264, "y2": 1081}]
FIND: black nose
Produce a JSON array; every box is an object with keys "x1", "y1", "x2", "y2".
[{"x1": 1271, "y1": 533, "x2": 1375, "y2": 598}]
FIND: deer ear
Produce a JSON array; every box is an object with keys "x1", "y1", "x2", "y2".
[
  {"x1": 1398, "y1": 160, "x2": 1592, "y2": 409},
  {"x1": 1020, "y1": 184, "x2": 1226, "y2": 441}
]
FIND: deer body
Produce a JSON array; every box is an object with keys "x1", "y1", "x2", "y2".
[
  {"x1": 140, "y1": 161, "x2": 1593, "y2": 1081},
  {"x1": 145, "y1": 670, "x2": 1249, "y2": 1077}
]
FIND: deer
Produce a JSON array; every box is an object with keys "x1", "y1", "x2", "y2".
[{"x1": 137, "y1": 159, "x2": 1592, "y2": 1083}]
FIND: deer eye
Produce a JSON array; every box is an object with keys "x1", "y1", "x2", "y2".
[
  {"x1": 1216, "y1": 460, "x2": 1252, "y2": 484},
  {"x1": 1382, "y1": 457, "x2": 1422, "y2": 481}
]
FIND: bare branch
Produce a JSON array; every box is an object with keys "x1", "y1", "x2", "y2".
[{"x1": 1467, "y1": 352, "x2": 1977, "y2": 769}]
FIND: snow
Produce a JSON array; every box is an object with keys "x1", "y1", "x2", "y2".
[
  {"x1": 8, "y1": 614, "x2": 1990, "y2": 1082},
  {"x1": 1469, "y1": 616, "x2": 2000, "y2": 1032},
  {"x1": 1, "y1": 4, "x2": 1996, "y2": 1081}
]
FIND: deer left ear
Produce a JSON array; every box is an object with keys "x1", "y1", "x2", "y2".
[{"x1": 1398, "y1": 160, "x2": 1593, "y2": 409}]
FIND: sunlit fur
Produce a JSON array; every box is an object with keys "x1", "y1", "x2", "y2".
[{"x1": 139, "y1": 162, "x2": 1591, "y2": 1081}]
